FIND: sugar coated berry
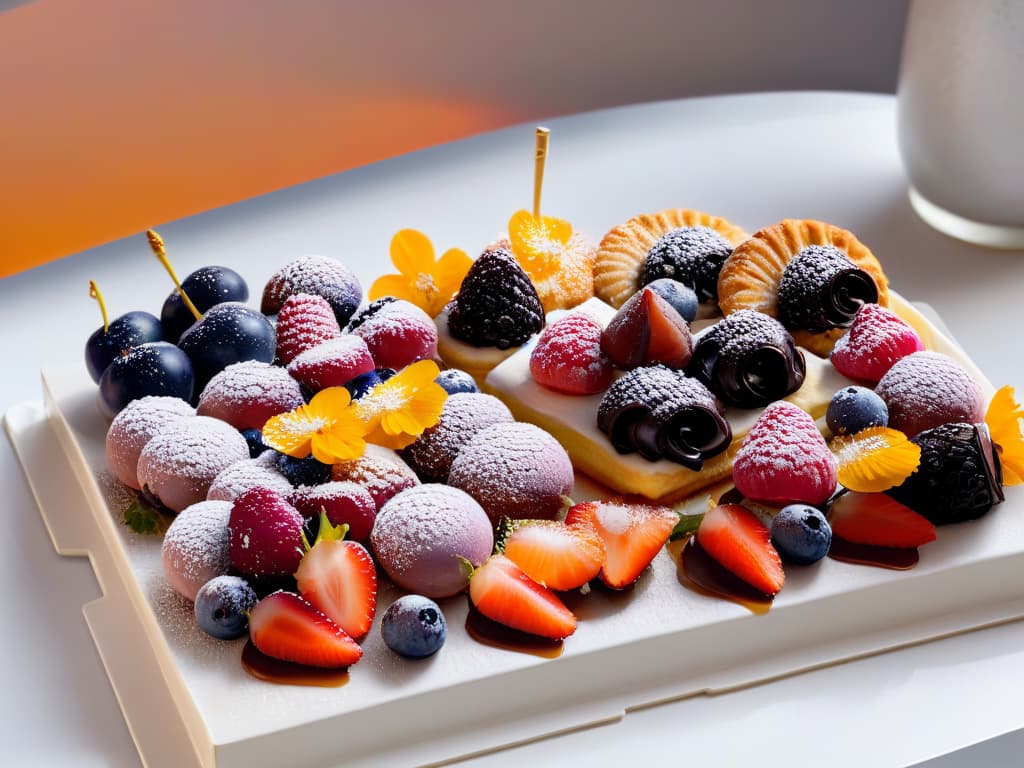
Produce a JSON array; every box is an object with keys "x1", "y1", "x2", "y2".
[
  {"x1": 434, "y1": 368, "x2": 479, "y2": 395},
  {"x1": 371, "y1": 484, "x2": 493, "y2": 597},
  {"x1": 380, "y1": 595, "x2": 447, "y2": 659},
  {"x1": 197, "y1": 361, "x2": 304, "y2": 431},
  {"x1": 194, "y1": 575, "x2": 257, "y2": 640},
  {"x1": 874, "y1": 351, "x2": 985, "y2": 437},
  {"x1": 770, "y1": 504, "x2": 832, "y2": 565},
  {"x1": 826, "y1": 386, "x2": 889, "y2": 436},
  {"x1": 162, "y1": 499, "x2": 233, "y2": 601},
  {"x1": 106, "y1": 396, "x2": 195, "y2": 490}
]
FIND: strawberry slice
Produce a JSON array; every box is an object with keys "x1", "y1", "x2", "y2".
[
  {"x1": 248, "y1": 591, "x2": 363, "y2": 668},
  {"x1": 468, "y1": 555, "x2": 577, "y2": 640},
  {"x1": 696, "y1": 503, "x2": 785, "y2": 596},
  {"x1": 295, "y1": 515, "x2": 377, "y2": 640},
  {"x1": 502, "y1": 520, "x2": 605, "y2": 591},
  {"x1": 565, "y1": 501, "x2": 677, "y2": 589},
  {"x1": 829, "y1": 492, "x2": 936, "y2": 548}
]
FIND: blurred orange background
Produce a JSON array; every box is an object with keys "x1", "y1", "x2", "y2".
[{"x1": 0, "y1": 0, "x2": 906, "y2": 279}]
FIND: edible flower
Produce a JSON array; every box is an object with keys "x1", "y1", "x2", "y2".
[
  {"x1": 369, "y1": 229, "x2": 471, "y2": 317},
  {"x1": 986, "y1": 385, "x2": 1024, "y2": 485},
  {"x1": 355, "y1": 359, "x2": 448, "y2": 450},
  {"x1": 507, "y1": 209, "x2": 572, "y2": 282},
  {"x1": 262, "y1": 387, "x2": 368, "y2": 464},
  {"x1": 831, "y1": 426, "x2": 921, "y2": 493}
]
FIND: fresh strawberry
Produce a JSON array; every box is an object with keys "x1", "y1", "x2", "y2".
[
  {"x1": 287, "y1": 335, "x2": 375, "y2": 392},
  {"x1": 468, "y1": 554, "x2": 576, "y2": 640},
  {"x1": 501, "y1": 520, "x2": 605, "y2": 591},
  {"x1": 275, "y1": 293, "x2": 343, "y2": 365},
  {"x1": 828, "y1": 491, "x2": 936, "y2": 548},
  {"x1": 831, "y1": 303, "x2": 924, "y2": 384},
  {"x1": 229, "y1": 486, "x2": 305, "y2": 577},
  {"x1": 294, "y1": 523, "x2": 377, "y2": 640},
  {"x1": 248, "y1": 591, "x2": 362, "y2": 668},
  {"x1": 348, "y1": 298, "x2": 438, "y2": 371},
  {"x1": 732, "y1": 401, "x2": 838, "y2": 506},
  {"x1": 529, "y1": 312, "x2": 613, "y2": 395},
  {"x1": 289, "y1": 481, "x2": 377, "y2": 543},
  {"x1": 697, "y1": 503, "x2": 785, "y2": 595},
  {"x1": 600, "y1": 286, "x2": 693, "y2": 370},
  {"x1": 564, "y1": 501, "x2": 677, "y2": 588}
]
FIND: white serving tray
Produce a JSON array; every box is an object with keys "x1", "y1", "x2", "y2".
[{"x1": 6, "y1": 298, "x2": 1024, "y2": 768}]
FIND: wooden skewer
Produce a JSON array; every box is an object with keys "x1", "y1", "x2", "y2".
[{"x1": 533, "y1": 126, "x2": 550, "y2": 219}]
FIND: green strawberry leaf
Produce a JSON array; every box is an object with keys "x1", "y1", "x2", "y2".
[
  {"x1": 670, "y1": 511, "x2": 704, "y2": 541},
  {"x1": 123, "y1": 497, "x2": 170, "y2": 535}
]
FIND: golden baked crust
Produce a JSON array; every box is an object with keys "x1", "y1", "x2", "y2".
[
  {"x1": 717, "y1": 219, "x2": 890, "y2": 356},
  {"x1": 593, "y1": 209, "x2": 748, "y2": 309}
]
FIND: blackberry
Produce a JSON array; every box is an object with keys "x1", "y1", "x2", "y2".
[
  {"x1": 687, "y1": 309, "x2": 805, "y2": 408},
  {"x1": 447, "y1": 248, "x2": 544, "y2": 349},
  {"x1": 776, "y1": 245, "x2": 878, "y2": 333},
  {"x1": 597, "y1": 365, "x2": 731, "y2": 469},
  {"x1": 641, "y1": 226, "x2": 733, "y2": 303},
  {"x1": 888, "y1": 422, "x2": 1004, "y2": 525},
  {"x1": 344, "y1": 296, "x2": 397, "y2": 332}
]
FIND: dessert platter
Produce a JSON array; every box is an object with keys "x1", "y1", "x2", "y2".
[{"x1": 7, "y1": 117, "x2": 1024, "y2": 768}]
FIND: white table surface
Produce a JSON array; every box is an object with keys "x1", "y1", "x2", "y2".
[{"x1": 3, "y1": 91, "x2": 1024, "y2": 767}]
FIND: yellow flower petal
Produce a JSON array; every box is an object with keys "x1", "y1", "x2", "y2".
[
  {"x1": 380, "y1": 407, "x2": 422, "y2": 436},
  {"x1": 311, "y1": 422, "x2": 366, "y2": 464},
  {"x1": 368, "y1": 273, "x2": 422, "y2": 305},
  {"x1": 308, "y1": 386, "x2": 353, "y2": 415},
  {"x1": 365, "y1": 423, "x2": 419, "y2": 450},
  {"x1": 262, "y1": 405, "x2": 319, "y2": 458},
  {"x1": 832, "y1": 427, "x2": 922, "y2": 493},
  {"x1": 390, "y1": 228, "x2": 435, "y2": 276},
  {"x1": 434, "y1": 248, "x2": 473, "y2": 294},
  {"x1": 508, "y1": 209, "x2": 573, "y2": 281},
  {"x1": 406, "y1": 381, "x2": 448, "y2": 425},
  {"x1": 986, "y1": 385, "x2": 1024, "y2": 485}
]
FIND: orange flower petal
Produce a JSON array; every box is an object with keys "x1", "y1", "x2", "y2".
[
  {"x1": 262, "y1": 405, "x2": 318, "y2": 458},
  {"x1": 986, "y1": 385, "x2": 1024, "y2": 485},
  {"x1": 508, "y1": 209, "x2": 573, "y2": 281},
  {"x1": 832, "y1": 427, "x2": 922, "y2": 493},
  {"x1": 308, "y1": 386, "x2": 353, "y2": 415},
  {"x1": 365, "y1": 423, "x2": 419, "y2": 450},
  {"x1": 311, "y1": 423, "x2": 366, "y2": 464},
  {"x1": 368, "y1": 273, "x2": 422, "y2": 305},
  {"x1": 390, "y1": 228, "x2": 435, "y2": 276}
]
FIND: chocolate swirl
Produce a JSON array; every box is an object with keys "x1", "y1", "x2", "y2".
[
  {"x1": 777, "y1": 245, "x2": 878, "y2": 333},
  {"x1": 597, "y1": 365, "x2": 732, "y2": 470},
  {"x1": 687, "y1": 310, "x2": 805, "y2": 408}
]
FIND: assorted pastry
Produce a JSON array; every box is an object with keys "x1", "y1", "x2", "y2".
[{"x1": 84, "y1": 128, "x2": 1024, "y2": 681}]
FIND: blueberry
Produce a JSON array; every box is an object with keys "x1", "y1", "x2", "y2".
[
  {"x1": 241, "y1": 428, "x2": 267, "y2": 458},
  {"x1": 644, "y1": 278, "x2": 699, "y2": 323},
  {"x1": 345, "y1": 370, "x2": 383, "y2": 400},
  {"x1": 98, "y1": 341, "x2": 195, "y2": 418},
  {"x1": 771, "y1": 504, "x2": 832, "y2": 565},
  {"x1": 826, "y1": 386, "x2": 888, "y2": 436},
  {"x1": 85, "y1": 310, "x2": 163, "y2": 383},
  {"x1": 194, "y1": 575, "x2": 257, "y2": 640},
  {"x1": 276, "y1": 453, "x2": 331, "y2": 487},
  {"x1": 435, "y1": 368, "x2": 479, "y2": 395},
  {"x1": 380, "y1": 595, "x2": 446, "y2": 659},
  {"x1": 162, "y1": 266, "x2": 249, "y2": 343},
  {"x1": 177, "y1": 302, "x2": 275, "y2": 394}
]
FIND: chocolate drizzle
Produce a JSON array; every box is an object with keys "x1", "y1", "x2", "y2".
[
  {"x1": 597, "y1": 365, "x2": 732, "y2": 469},
  {"x1": 777, "y1": 245, "x2": 878, "y2": 333},
  {"x1": 687, "y1": 310, "x2": 805, "y2": 408}
]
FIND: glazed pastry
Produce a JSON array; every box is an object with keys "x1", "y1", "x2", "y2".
[
  {"x1": 717, "y1": 219, "x2": 889, "y2": 356},
  {"x1": 593, "y1": 208, "x2": 748, "y2": 309}
]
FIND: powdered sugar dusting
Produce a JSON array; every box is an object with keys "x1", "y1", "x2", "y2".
[
  {"x1": 106, "y1": 396, "x2": 195, "y2": 490},
  {"x1": 331, "y1": 444, "x2": 419, "y2": 509},
  {"x1": 161, "y1": 499, "x2": 232, "y2": 601},
  {"x1": 197, "y1": 361, "x2": 304, "y2": 430},
  {"x1": 831, "y1": 303, "x2": 924, "y2": 383},
  {"x1": 207, "y1": 458, "x2": 293, "y2": 502},
  {"x1": 286, "y1": 335, "x2": 374, "y2": 391},
  {"x1": 595, "y1": 502, "x2": 632, "y2": 535},
  {"x1": 447, "y1": 422, "x2": 573, "y2": 524},
  {"x1": 875, "y1": 351, "x2": 985, "y2": 437},
  {"x1": 400, "y1": 393, "x2": 513, "y2": 482},
  {"x1": 275, "y1": 293, "x2": 343, "y2": 364}
]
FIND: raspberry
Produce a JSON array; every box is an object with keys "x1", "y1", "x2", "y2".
[
  {"x1": 776, "y1": 245, "x2": 878, "y2": 333},
  {"x1": 261, "y1": 255, "x2": 362, "y2": 327},
  {"x1": 688, "y1": 309, "x2": 805, "y2": 408},
  {"x1": 287, "y1": 336, "x2": 375, "y2": 392},
  {"x1": 732, "y1": 400, "x2": 837, "y2": 506},
  {"x1": 274, "y1": 293, "x2": 342, "y2": 365},
  {"x1": 348, "y1": 299, "x2": 438, "y2": 371},
  {"x1": 641, "y1": 225, "x2": 733, "y2": 303},
  {"x1": 447, "y1": 248, "x2": 544, "y2": 349},
  {"x1": 888, "y1": 422, "x2": 1004, "y2": 525},
  {"x1": 596, "y1": 365, "x2": 731, "y2": 469},
  {"x1": 830, "y1": 303, "x2": 925, "y2": 383},
  {"x1": 530, "y1": 312, "x2": 613, "y2": 395}
]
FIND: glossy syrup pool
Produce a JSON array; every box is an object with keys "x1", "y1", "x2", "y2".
[
  {"x1": 464, "y1": 604, "x2": 563, "y2": 659},
  {"x1": 667, "y1": 537, "x2": 774, "y2": 615},
  {"x1": 241, "y1": 640, "x2": 351, "y2": 687},
  {"x1": 828, "y1": 536, "x2": 919, "y2": 569}
]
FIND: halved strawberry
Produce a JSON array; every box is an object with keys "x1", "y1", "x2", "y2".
[
  {"x1": 502, "y1": 520, "x2": 605, "y2": 591},
  {"x1": 829, "y1": 492, "x2": 936, "y2": 548},
  {"x1": 248, "y1": 591, "x2": 362, "y2": 668},
  {"x1": 468, "y1": 554, "x2": 576, "y2": 640},
  {"x1": 565, "y1": 501, "x2": 677, "y2": 589},
  {"x1": 294, "y1": 515, "x2": 377, "y2": 640},
  {"x1": 696, "y1": 503, "x2": 785, "y2": 596}
]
